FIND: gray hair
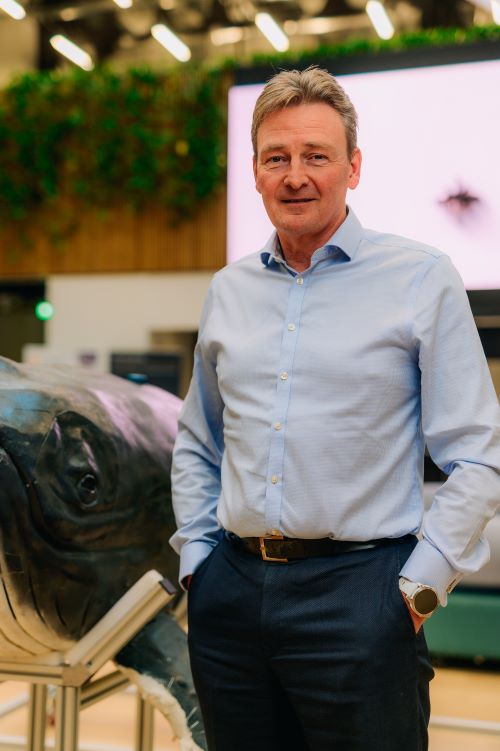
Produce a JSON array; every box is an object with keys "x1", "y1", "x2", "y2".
[{"x1": 251, "y1": 66, "x2": 358, "y2": 157}]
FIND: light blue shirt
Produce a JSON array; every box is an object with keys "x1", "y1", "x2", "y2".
[{"x1": 170, "y1": 208, "x2": 500, "y2": 603}]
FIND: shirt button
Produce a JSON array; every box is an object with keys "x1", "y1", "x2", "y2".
[
  {"x1": 296, "y1": 277, "x2": 304, "y2": 285},
  {"x1": 288, "y1": 323, "x2": 296, "y2": 331},
  {"x1": 271, "y1": 475, "x2": 279, "y2": 484},
  {"x1": 280, "y1": 372, "x2": 288, "y2": 381},
  {"x1": 274, "y1": 422, "x2": 282, "y2": 431}
]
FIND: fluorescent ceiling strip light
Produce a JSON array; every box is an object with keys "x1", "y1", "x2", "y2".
[
  {"x1": 284, "y1": 14, "x2": 370, "y2": 35},
  {"x1": 210, "y1": 26, "x2": 244, "y2": 46},
  {"x1": 60, "y1": 8, "x2": 79, "y2": 21},
  {"x1": 255, "y1": 12, "x2": 289, "y2": 52},
  {"x1": 365, "y1": 0, "x2": 394, "y2": 39},
  {"x1": 0, "y1": 0, "x2": 26, "y2": 20},
  {"x1": 463, "y1": 0, "x2": 490, "y2": 10},
  {"x1": 50, "y1": 34, "x2": 94, "y2": 71},
  {"x1": 491, "y1": 0, "x2": 500, "y2": 23},
  {"x1": 113, "y1": 0, "x2": 133, "y2": 8},
  {"x1": 151, "y1": 23, "x2": 191, "y2": 62}
]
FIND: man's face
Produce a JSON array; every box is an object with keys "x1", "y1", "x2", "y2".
[{"x1": 253, "y1": 102, "x2": 361, "y2": 251}]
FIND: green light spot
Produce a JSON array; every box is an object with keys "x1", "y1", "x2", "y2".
[{"x1": 35, "y1": 301, "x2": 54, "y2": 321}]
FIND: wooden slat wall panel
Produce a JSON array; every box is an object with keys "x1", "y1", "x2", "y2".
[
  {"x1": 136, "y1": 188, "x2": 227, "y2": 271},
  {"x1": 62, "y1": 207, "x2": 139, "y2": 273},
  {"x1": 0, "y1": 189, "x2": 227, "y2": 278}
]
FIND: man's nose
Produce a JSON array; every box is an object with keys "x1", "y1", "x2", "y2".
[{"x1": 283, "y1": 161, "x2": 309, "y2": 190}]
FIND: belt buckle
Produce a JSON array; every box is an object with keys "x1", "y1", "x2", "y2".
[{"x1": 259, "y1": 534, "x2": 288, "y2": 563}]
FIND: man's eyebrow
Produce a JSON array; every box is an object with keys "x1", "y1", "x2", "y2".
[
  {"x1": 259, "y1": 143, "x2": 285, "y2": 154},
  {"x1": 259, "y1": 141, "x2": 332, "y2": 154},
  {"x1": 303, "y1": 141, "x2": 331, "y2": 149}
]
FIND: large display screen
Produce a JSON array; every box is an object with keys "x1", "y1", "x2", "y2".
[{"x1": 227, "y1": 57, "x2": 500, "y2": 289}]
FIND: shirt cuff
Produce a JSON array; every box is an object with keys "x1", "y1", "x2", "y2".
[
  {"x1": 179, "y1": 540, "x2": 216, "y2": 590},
  {"x1": 399, "y1": 538, "x2": 462, "y2": 606}
]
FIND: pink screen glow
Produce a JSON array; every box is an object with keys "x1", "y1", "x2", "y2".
[{"x1": 227, "y1": 59, "x2": 500, "y2": 289}]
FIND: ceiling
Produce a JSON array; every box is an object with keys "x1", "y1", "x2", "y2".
[{"x1": 0, "y1": 0, "x2": 495, "y2": 72}]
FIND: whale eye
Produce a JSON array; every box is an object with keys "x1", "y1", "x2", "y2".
[{"x1": 78, "y1": 473, "x2": 98, "y2": 506}]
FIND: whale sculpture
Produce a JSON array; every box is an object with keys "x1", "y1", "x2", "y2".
[{"x1": 0, "y1": 356, "x2": 206, "y2": 750}]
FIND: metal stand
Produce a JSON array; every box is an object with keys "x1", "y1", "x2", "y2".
[
  {"x1": 0, "y1": 570, "x2": 176, "y2": 751},
  {"x1": 135, "y1": 696, "x2": 155, "y2": 751},
  {"x1": 430, "y1": 715, "x2": 500, "y2": 735},
  {"x1": 54, "y1": 688, "x2": 79, "y2": 751},
  {"x1": 27, "y1": 685, "x2": 47, "y2": 751}
]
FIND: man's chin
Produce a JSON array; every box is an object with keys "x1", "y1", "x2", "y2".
[
  {"x1": 281, "y1": 202, "x2": 315, "y2": 215},
  {"x1": 276, "y1": 217, "x2": 317, "y2": 236}
]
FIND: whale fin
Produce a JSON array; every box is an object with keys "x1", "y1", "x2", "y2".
[{"x1": 114, "y1": 610, "x2": 206, "y2": 751}]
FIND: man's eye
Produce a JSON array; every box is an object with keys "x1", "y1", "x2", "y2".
[
  {"x1": 309, "y1": 154, "x2": 327, "y2": 162},
  {"x1": 267, "y1": 156, "x2": 284, "y2": 164}
]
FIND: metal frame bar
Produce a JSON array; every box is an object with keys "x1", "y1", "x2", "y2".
[
  {"x1": 0, "y1": 740, "x2": 171, "y2": 751},
  {"x1": 0, "y1": 570, "x2": 175, "y2": 751},
  {"x1": 135, "y1": 695, "x2": 155, "y2": 751},
  {"x1": 430, "y1": 715, "x2": 500, "y2": 735},
  {"x1": 27, "y1": 685, "x2": 47, "y2": 751},
  {"x1": 0, "y1": 693, "x2": 29, "y2": 719},
  {"x1": 80, "y1": 671, "x2": 130, "y2": 711},
  {"x1": 55, "y1": 686, "x2": 80, "y2": 751}
]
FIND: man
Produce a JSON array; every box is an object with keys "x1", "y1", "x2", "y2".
[{"x1": 170, "y1": 67, "x2": 500, "y2": 750}]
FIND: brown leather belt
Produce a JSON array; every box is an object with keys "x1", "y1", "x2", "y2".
[{"x1": 227, "y1": 532, "x2": 386, "y2": 563}]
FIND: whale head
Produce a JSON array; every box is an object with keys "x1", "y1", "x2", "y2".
[{"x1": 0, "y1": 356, "x2": 182, "y2": 654}]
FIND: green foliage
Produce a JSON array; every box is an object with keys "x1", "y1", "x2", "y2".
[
  {"x1": 245, "y1": 23, "x2": 500, "y2": 68},
  {"x1": 0, "y1": 65, "x2": 227, "y2": 241}
]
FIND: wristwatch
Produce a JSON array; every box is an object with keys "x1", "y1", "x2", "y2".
[{"x1": 399, "y1": 577, "x2": 439, "y2": 618}]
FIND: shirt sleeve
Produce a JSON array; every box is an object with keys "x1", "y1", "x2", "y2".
[
  {"x1": 400, "y1": 254, "x2": 500, "y2": 603},
  {"x1": 169, "y1": 278, "x2": 225, "y2": 586}
]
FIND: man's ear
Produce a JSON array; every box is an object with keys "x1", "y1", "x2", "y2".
[{"x1": 348, "y1": 148, "x2": 362, "y2": 190}]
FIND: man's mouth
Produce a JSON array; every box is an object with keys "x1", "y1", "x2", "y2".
[{"x1": 281, "y1": 198, "x2": 315, "y2": 204}]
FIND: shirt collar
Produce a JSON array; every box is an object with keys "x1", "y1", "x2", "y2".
[
  {"x1": 260, "y1": 206, "x2": 363, "y2": 269},
  {"x1": 260, "y1": 235, "x2": 285, "y2": 269}
]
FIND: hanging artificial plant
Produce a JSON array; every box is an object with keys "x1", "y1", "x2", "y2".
[
  {"x1": 0, "y1": 65, "x2": 227, "y2": 242},
  {"x1": 246, "y1": 23, "x2": 500, "y2": 67}
]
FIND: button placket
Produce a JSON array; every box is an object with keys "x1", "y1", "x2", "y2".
[{"x1": 264, "y1": 271, "x2": 308, "y2": 532}]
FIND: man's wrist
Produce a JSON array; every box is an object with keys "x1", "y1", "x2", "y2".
[
  {"x1": 399, "y1": 577, "x2": 439, "y2": 618},
  {"x1": 399, "y1": 538, "x2": 457, "y2": 606}
]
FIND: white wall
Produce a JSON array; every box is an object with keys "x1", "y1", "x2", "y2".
[{"x1": 44, "y1": 272, "x2": 213, "y2": 371}]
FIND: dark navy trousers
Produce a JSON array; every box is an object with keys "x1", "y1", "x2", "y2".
[{"x1": 188, "y1": 534, "x2": 434, "y2": 750}]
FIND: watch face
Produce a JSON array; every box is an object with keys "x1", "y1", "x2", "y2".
[{"x1": 414, "y1": 587, "x2": 438, "y2": 616}]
